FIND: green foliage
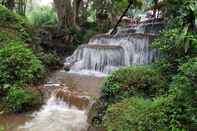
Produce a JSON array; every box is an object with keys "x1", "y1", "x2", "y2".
[
  {"x1": 152, "y1": 0, "x2": 197, "y2": 75},
  {"x1": 0, "y1": 5, "x2": 31, "y2": 44},
  {"x1": 168, "y1": 76, "x2": 197, "y2": 130},
  {"x1": 101, "y1": 66, "x2": 167, "y2": 102},
  {"x1": 169, "y1": 58, "x2": 197, "y2": 109},
  {"x1": 4, "y1": 85, "x2": 41, "y2": 113},
  {"x1": 113, "y1": 0, "x2": 144, "y2": 10},
  {"x1": 104, "y1": 58, "x2": 197, "y2": 131},
  {"x1": 61, "y1": 24, "x2": 99, "y2": 49},
  {"x1": 0, "y1": 126, "x2": 4, "y2": 131},
  {"x1": 92, "y1": 0, "x2": 143, "y2": 15},
  {"x1": 27, "y1": 6, "x2": 57, "y2": 27},
  {"x1": 179, "y1": 57, "x2": 197, "y2": 82},
  {"x1": 104, "y1": 95, "x2": 195, "y2": 131},
  {"x1": 95, "y1": 0, "x2": 197, "y2": 130},
  {"x1": 153, "y1": 28, "x2": 196, "y2": 59},
  {"x1": 164, "y1": 59, "x2": 197, "y2": 130},
  {"x1": 162, "y1": 0, "x2": 197, "y2": 29},
  {"x1": 90, "y1": 0, "x2": 144, "y2": 27},
  {"x1": 0, "y1": 29, "x2": 21, "y2": 45},
  {"x1": 104, "y1": 97, "x2": 170, "y2": 131},
  {"x1": 152, "y1": 27, "x2": 197, "y2": 74},
  {"x1": 0, "y1": 5, "x2": 27, "y2": 27},
  {"x1": 38, "y1": 52, "x2": 61, "y2": 68},
  {"x1": 0, "y1": 42, "x2": 45, "y2": 85}
]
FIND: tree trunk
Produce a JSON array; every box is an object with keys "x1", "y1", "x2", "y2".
[
  {"x1": 53, "y1": 0, "x2": 67, "y2": 28},
  {"x1": 65, "y1": 0, "x2": 73, "y2": 27},
  {"x1": 2, "y1": 0, "x2": 15, "y2": 10},
  {"x1": 16, "y1": 0, "x2": 27, "y2": 15},
  {"x1": 73, "y1": 0, "x2": 82, "y2": 24},
  {"x1": 74, "y1": 0, "x2": 83, "y2": 30},
  {"x1": 54, "y1": 0, "x2": 81, "y2": 30}
]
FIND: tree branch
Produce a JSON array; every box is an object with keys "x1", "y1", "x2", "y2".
[{"x1": 110, "y1": 0, "x2": 133, "y2": 35}]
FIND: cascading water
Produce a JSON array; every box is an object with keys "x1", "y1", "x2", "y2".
[
  {"x1": 66, "y1": 45, "x2": 125, "y2": 73},
  {"x1": 0, "y1": 71, "x2": 103, "y2": 131},
  {"x1": 89, "y1": 34, "x2": 157, "y2": 66},
  {"x1": 0, "y1": 19, "x2": 164, "y2": 131},
  {"x1": 64, "y1": 20, "x2": 162, "y2": 74},
  {"x1": 18, "y1": 93, "x2": 88, "y2": 131}
]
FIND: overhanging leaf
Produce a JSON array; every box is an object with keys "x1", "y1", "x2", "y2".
[
  {"x1": 175, "y1": 25, "x2": 189, "y2": 47},
  {"x1": 184, "y1": 38, "x2": 190, "y2": 53}
]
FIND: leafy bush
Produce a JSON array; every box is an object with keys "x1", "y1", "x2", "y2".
[
  {"x1": 170, "y1": 58, "x2": 197, "y2": 106},
  {"x1": 179, "y1": 58, "x2": 197, "y2": 83},
  {"x1": 0, "y1": 5, "x2": 27, "y2": 28},
  {"x1": 0, "y1": 5, "x2": 31, "y2": 44},
  {"x1": 0, "y1": 29, "x2": 20, "y2": 45},
  {"x1": 38, "y1": 52, "x2": 61, "y2": 68},
  {"x1": 4, "y1": 85, "x2": 41, "y2": 113},
  {"x1": 152, "y1": 28, "x2": 197, "y2": 74},
  {"x1": 167, "y1": 58, "x2": 197, "y2": 130},
  {"x1": 104, "y1": 95, "x2": 195, "y2": 131},
  {"x1": 27, "y1": 6, "x2": 57, "y2": 27},
  {"x1": 104, "y1": 97, "x2": 171, "y2": 131},
  {"x1": 0, "y1": 42, "x2": 45, "y2": 85},
  {"x1": 104, "y1": 59, "x2": 197, "y2": 131},
  {"x1": 101, "y1": 66, "x2": 167, "y2": 102},
  {"x1": 168, "y1": 76, "x2": 197, "y2": 130}
]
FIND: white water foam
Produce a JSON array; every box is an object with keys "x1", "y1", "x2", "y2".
[
  {"x1": 18, "y1": 96, "x2": 88, "y2": 131},
  {"x1": 68, "y1": 69, "x2": 108, "y2": 77}
]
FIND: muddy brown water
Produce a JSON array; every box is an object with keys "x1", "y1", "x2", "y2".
[
  {"x1": 46, "y1": 70, "x2": 103, "y2": 97},
  {"x1": 0, "y1": 70, "x2": 104, "y2": 131}
]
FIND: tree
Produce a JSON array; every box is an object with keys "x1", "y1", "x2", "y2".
[
  {"x1": 53, "y1": 0, "x2": 70, "y2": 28},
  {"x1": 111, "y1": 0, "x2": 144, "y2": 35},
  {"x1": 73, "y1": 0, "x2": 82, "y2": 25},
  {"x1": 53, "y1": 0, "x2": 83, "y2": 30},
  {"x1": 0, "y1": 0, "x2": 15, "y2": 10},
  {"x1": 0, "y1": 0, "x2": 28, "y2": 15},
  {"x1": 15, "y1": 0, "x2": 27, "y2": 15}
]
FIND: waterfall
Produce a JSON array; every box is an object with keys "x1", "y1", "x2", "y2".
[
  {"x1": 89, "y1": 34, "x2": 157, "y2": 66},
  {"x1": 64, "y1": 20, "x2": 163, "y2": 74},
  {"x1": 66, "y1": 45, "x2": 125, "y2": 73}
]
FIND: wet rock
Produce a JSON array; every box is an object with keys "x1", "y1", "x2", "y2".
[
  {"x1": 55, "y1": 89, "x2": 90, "y2": 110},
  {"x1": 87, "y1": 97, "x2": 108, "y2": 131},
  {"x1": 64, "y1": 63, "x2": 71, "y2": 71}
]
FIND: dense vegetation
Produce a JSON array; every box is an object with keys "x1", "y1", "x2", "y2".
[
  {"x1": 101, "y1": 66, "x2": 167, "y2": 102},
  {"x1": 0, "y1": 5, "x2": 46, "y2": 113},
  {"x1": 104, "y1": 58, "x2": 197, "y2": 130},
  {"x1": 90, "y1": 0, "x2": 197, "y2": 130},
  {"x1": 0, "y1": 0, "x2": 196, "y2": 131}
]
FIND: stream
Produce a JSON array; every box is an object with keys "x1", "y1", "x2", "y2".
[
  {"x1": 0, "y1": 70, "x2": 104, "y2": 131},
  {"x1": 0, "y1": 18, "x2": 162, "y2": 131}
]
